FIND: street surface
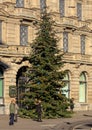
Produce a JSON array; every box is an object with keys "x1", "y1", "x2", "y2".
[
  {"x1": 0, "y1": 111, "x2": 92, "y2": 130},
  {"x1": 73, "y1": 121, "x2": 92, "y2": 130}
]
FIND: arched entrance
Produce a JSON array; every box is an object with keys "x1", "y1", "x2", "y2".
[{"x1": 16, "y1": 66, "x2": 28, "y2": 107}]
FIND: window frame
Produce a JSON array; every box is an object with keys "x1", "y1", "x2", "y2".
[
  {"x1": 63, "y1": 32, "x2": 68, "y2": 53},
  {"x1": 16, "y1": 0, "x2": 24, "y2": 8},
  {"x1": 77, "y1": 3, "x2": 82, "y2": 21},
  {"x1": 40, "y1": 0, "x2": 46, "y2": 12},
  {"x1": 81, "y1": 35, "x2": 85, "y2": 55},
  {"x1": 0, "y1": 68, "x2": 4, "y2": 105},
  {"x1": 59, "y1": 0, "x2": 65, "y2": 17},
  {"x1": 62, "y1": 72, "x2": 70, "y2": 98},
  {"x1": 0, "y1": 21, "x2": 2, "y2": 43},
  {"x1": 79, "y1": 72, "x2": 87, "y2": 103},
  {"x1": 20, "y1": 25, "x2": 28, "y2": 46}
]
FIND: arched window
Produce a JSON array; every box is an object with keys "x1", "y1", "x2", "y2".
[
  {"x1": 62, "y1": 72, "x2": 70, "y2": 98},
  {"x1": 0, "y1": 68, "x2": 4, "y2": 104},
  {"x1": 79, "y1": 72, "x2": 87, "y2": 102}
]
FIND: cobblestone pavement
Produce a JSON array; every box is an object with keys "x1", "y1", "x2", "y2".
[
  {"x1": 73, "y1": 121, "x2": 92, "y2": 130},
  {"x1": 0, "y1": 111, "x2": 92, "y2": 130}
]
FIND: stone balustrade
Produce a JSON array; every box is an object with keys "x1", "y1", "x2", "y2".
[
  {"x1": 0, "y1": 45, "x2": 31, "y2": 56},
  {"x1": 63, "y1": 52, "x2": 92, "y2": 64},
  {"x1": 14, "y1": 8, "x2": 40, "y2": 19}
]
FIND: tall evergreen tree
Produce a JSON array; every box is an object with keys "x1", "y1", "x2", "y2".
[{"x1": 19, "y1": 10, "x2": 70, "y2": 118}]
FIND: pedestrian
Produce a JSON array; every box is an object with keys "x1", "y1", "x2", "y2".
[
  {"x1": 70, "y1": 98, "x2": 74, "y2": 112},
  {"x1": 35, "y1": 99, "x2": 43, "y2": 122},
  {"x1": 14, "y1": 99, "x2": 19, "y2": 122},
  {"x1": 9, "y1": 99, "x2": 15, "y2": 125}
]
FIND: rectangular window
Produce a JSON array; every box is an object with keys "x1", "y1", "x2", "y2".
[
  {"x1": 0, "y1": 70, "x2": 4, "y2": 105},
  {"x1": 81, "y1": 35, "x2": 85, "y2": 55},
  {"x1": 59, "y1": 0, "x2": 65, "y2": 17},
  {"x1": 77, "y1": 3, "x2": 82, "y2": 20},
  {"x1": 79, "y1": 82, "x2": 86, "y2": 102},
  {"x1": 20, "y1": 25, "x2": 28, "y2": 45},
  {"x1": 16, "y1": 0, "x2": 24, "y2": 7},
  {"x1": 63, "y1": 32, "x2": 68, "y2": 52},
  {"x1": 0, "y1": 21, "x2": 2, "y2": 43},
  {"x1": 40, "y1": 0, "x2": 46, "y2": 12},
  {"x1": 0, "y1": 79, "x2": 3, "y2": 97}
]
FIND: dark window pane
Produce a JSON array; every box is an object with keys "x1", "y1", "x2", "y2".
[
  {"x1": 0, "y1": 69, "x2": 3, "y2": 98},
  {"x1": 59, "y1": 0, "x2": 65, "y2": 17},
  {"x1": 77, "y1": 3, "x2": 82, "y2": 20},
  {"x1": 16, "y1": 0, "x2": 24, "y2": 7},
  {"x1": 81, "y1": 35, "x2": 85, "y2": 54},
  {"x1": 20, "y1": 25, "x2": 28, "y2": 45},
  {"x1": 63, "y1": 32, "x2": 68, "y2": 52},
  {"x1": 40, "y1": 0, "x2": 46, "y2": 12},
  {"x1": 0, "y1": 21, "x2": 2, "y2": 43}
]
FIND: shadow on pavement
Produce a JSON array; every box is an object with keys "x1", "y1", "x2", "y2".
[
  {"x1": 83, "y1": 114, "x2": 92, "y2": 117},
  {"x1": 85, "y1": 123, "x2": 92, "y2": 127}
]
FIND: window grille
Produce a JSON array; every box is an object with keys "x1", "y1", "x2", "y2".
[
  {"x1": 63, "y1": 32, "x2": 68, "y2": 52},
  {"x1": 40, "y1": 0, "x2": 46, "y2": 12},
  {"x1": 77, "y1": 3, "x2": 82, "y2": 20},
  {"x1": 16, "y1": 0, "x2": 24, "y2": 7},
  {"x1": 62, "y1": 72, "x2": 70, "y2": 98},
  {"x1": 0, "y1": 21, "x2": 2, "y2": 43},
  {"x1": 0, "y1": 68, "x2": 4, "y2": 104},
  {"x1": 81, "y1": 35, "x2": 85, "y2": 54},
  {"x1": 20, "y1": 25, "x2": 28, "y2": 45},
  {"x1": 79, "y1": 72, "x2": 87, "y2": 102},
  {"x1": 59, "y1": 0, "x2": 65, "y2": 17}
]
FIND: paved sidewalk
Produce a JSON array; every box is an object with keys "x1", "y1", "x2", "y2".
[{"x1": 0, "y1": 111, "x2": 92, "y2": 130}]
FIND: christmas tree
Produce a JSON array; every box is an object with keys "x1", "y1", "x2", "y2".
[{"x1": 19, "y1": 9, "x2": 70, "y2": 119}]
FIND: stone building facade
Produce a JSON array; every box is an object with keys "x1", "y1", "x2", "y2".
[{"x1": 0, "y1": 0, "x2": 92, "y2": 114}]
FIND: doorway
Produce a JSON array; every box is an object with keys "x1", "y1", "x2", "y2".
[{"x1": 16, "y1": 66, "x2": 28, "y2": 107}]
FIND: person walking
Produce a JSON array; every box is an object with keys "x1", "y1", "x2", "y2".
[
  {"x1": 35, "y1": 99, "x2": 43, "y2": 122},
  {"x1": 70, "y1": 98, "x2": 74, "y2": 112},
  {"x1": 14, "y1": 99, "x2": 19, "y2": 122},
  {"x1": 9, "y1": 99, "x2": 15, "y2": 125}
]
